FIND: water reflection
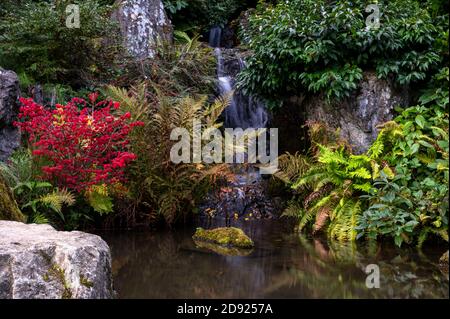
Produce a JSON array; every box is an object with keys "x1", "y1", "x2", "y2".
[{"x1": 102, "y1": 220, "x2": 448, "y2": 299}]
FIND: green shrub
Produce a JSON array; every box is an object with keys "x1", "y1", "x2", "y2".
[
  {"x1": 237, "y1": 0, "x2": 448, "y2": 103},
  {"x1": 357, "y1": 68, "x2": 449, "y2": 246},
  {"x1": 276, "y1": 68, "x2": 448, "y2": 246},
  {"x1": 0, "y1": 149, "x2": 75, "y2": 226},
  {"x1": 276, "y1": 122, "x2": 393, "y2": 242},
  {"x1": 0, "y1": 0, "x2": 120, "y2": 88}
]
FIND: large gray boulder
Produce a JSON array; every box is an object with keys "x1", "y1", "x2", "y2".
[
  {"x1": 300, "y1": 72, "x2": 409, "y2": 153},
  {"x1": 0, "y1": 221, "x2": 114, "y2": 299},
  {"x1": 0, "y1": 68, "x2": 21, "y2": 161},
  {"x1": 113, "y1": 0, "x2": 172, "y2": 58}
]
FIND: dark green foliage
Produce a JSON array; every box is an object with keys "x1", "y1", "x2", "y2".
[
  {"x1": 237, "y1": 0, "x2": 448, "y2": 102},
  {"x1": 358, "y1": 68, "x2": 449, "y2": 247},
  {"x1": 278, "y1": 68, "x2": 448, "y2": 246},
  {"x1": 277, "y1": 123, "x2": 389, "y2": 241},
  {"x1": 163, "y1": 0, "x2": 189, "y2": 15},
  {"x1": 0, "y1": 149, "x2": 75, "y2": 226},
  {"x1": 0, "y1": 0, "x2": 120, "y2": 88},
  {"x1": 166, "y1": 0, "x2": 257, "y2": 32},
  {"x1": 116, "y1": 32, "x2": 216, "y2": 100}
]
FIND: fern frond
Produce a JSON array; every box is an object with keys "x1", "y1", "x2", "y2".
[
  {"x1": 328, "y1": 199, "x2": 361, "y2": 241},
  {"x1": 292, "y1": 165, "x2": 328, "y2": 190},
  {"x1": 317, "y1": 144, "x2": 347, "y2": 165},
  {"x1": 313, "y1": 207, "x2": 331, "y2": 234},
  {"x1": 204, "y1": 92, "x2": 233, "y2": 126},
  {"x1": 368, "y1": 130, "x2": 385, "y2": 159},
  {"x1": 275, "y1": 152, "x2": 311, "y2": 184},
  {"x1": 349, "y1": 167, "x2": 372, "y2": 179},
  {"x1": 281, "y1": 200, "x2": 304, "y2": 219},
  {"x1": 39, "y1": 188, "x2": 75, "y2": 213},
  {"x1": 30, "y1": 212, "x2": 49, "y2": 224}
]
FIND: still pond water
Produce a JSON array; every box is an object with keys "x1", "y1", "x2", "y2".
[{"x1": 102, "y1": 219, "x2": 449, "y2": 299}]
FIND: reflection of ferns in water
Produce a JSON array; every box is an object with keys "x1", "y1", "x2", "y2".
[{"x1": 292, "y1": 235, "x2": 449, "y2": 298}]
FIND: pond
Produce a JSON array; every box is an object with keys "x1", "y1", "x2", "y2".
[{"x1": 102, "y1": 219, "x2": 449, "y2": 299}]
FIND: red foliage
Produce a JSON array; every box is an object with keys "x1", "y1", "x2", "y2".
[{"x1": 15, "y1": 95, "x2": 144, "y2": 192}]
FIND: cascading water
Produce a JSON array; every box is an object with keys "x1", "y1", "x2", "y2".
[
  {"x1": 209, "y1": 26, "x2": 222, "y2": 48},
  {"x1": 211, "y1": 43, "x2": 269, "y2": 130},
  {"x1": 197, "y1": 28, "x2": 278, "y2": 224}
]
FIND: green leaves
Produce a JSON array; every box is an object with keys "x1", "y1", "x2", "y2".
[
  {"x1": 0, "y1": 0, "x2": 120, "y2": 86},
  {"x1": 357, "y1": 67, "x2": 449, "y2": 247},
  {"x1": 85, "y1": 185, "x2": 114, "y2": 215},
  {"x1": 279, "y1": 65, "x2": 448, "y2": 247},
  {"x1": 238, "y1": 0, "x2": 448, "y2": 103},
  {"x1": 163, "y1": 0, "x2": 188, "y2": 14},
  {"x1": 415, "y1": 115, "x2": 426, "y2": 129}
]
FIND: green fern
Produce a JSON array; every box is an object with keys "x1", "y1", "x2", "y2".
[
  {"x1": 328, "y1": 199, "x2": 362, "y2": 241},
  {"x1": 40, "y1": 188, "x2": 76, "y2": 215},
  {"x1": 276, "y1": 124, "x2": 389, "y2": 241},
  {"x1": 30, "y1": 213, "x2": 49, "y2": 224},
  {"x1": 106, "y1": 85, "x2": 234, "y2": 225},
  {"x1": 275, "y1": 152, "x2": 311, "y2": 185}
]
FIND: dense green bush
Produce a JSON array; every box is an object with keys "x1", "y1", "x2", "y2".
[
  {"x1": 276, "y1": 68, "x2": 449, "y2": 246},
  {"x1": 0, "y1": 0, "x2": 120, "y2": 88},
  {"x1": 357, "y1": 68, "x2": 449, "y2": 246},
  {"x1": 237, "y1": 0, "x2": 448, "y2": 102}
]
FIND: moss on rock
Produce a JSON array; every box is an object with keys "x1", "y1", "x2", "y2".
[
  {"x1": 439, "y1": 250, "x2": 448, "y2": 270},
  {"x1": 192, "y1": 227, "x2": 254, "y2": 249},
  {"x1": 0, "y1": 174, "x2": 25, "y2": 222},
  {"x1": 193, "y1": 239, "x2": 253, "y2": 256}
]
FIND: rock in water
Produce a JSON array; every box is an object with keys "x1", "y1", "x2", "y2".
[
  {"x1": 0, "y1": 68, "x2": 21, "y2": 161},
  {"x1": 193, "y1": 227, "x2": 254, "y2": 249},
  {"x1": 298, "y1": 72, "x2": 409, "y2": 154},
  {"x1": 193, "y1": 239, "x2": 253, "y2": 257},
  {"x1": 113, "y1": 0, "x2": 172, "y2": 58},
  {"x1": 0, "y1": 221, "x2": 114, "y2": 299}
]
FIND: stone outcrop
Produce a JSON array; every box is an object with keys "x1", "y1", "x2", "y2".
[
  {"x1": 113, "y1": 0, "x2": 173, "y2": 58},
  {"x1": 297, "y1": 72, "x2": 409, "y2": 154},
  {"x1": 0, "y1": 221, "x2": 114, "y2": 299},
  {"x1": 0, "y1": 68, "x2": 21, "y2": 161}
]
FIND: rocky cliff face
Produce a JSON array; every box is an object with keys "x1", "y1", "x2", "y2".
[
  {"x1": 0, "y1": 221, "x2": 114, "y2": 299},
  {"x1": 113, "y1": 0, "x2": 172, "y2": 58},
  {"x1": 0, "y1": 68, "x2": 21, "y2": 161},
  {"x1": 296, "y1": 72, "x2": 409, "y2": 154}
]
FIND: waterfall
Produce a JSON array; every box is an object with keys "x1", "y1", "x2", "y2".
[
  {"x1": 209, "y1": 28, "x2": 269, "y2": 130},
  {"x1": 209, "y1": 26, "x2": 222, "y2": 48},
  {"x1": 198, "y1": 28, "x2": 276, "y2": 223}
]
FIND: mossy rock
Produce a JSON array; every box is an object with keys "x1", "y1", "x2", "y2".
[
  {"x1": 192, "y1": 227, "x2": 254, "y2": 249},
  {"x1": 0, "y1": 174, "x2": 25, "y2": 222},
  {"x1": 193, "y1": 239, "x2": 253, "y2": 256},
  {"x1": 439, "y1": 250, "x2": 449, "y2": 272}
]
